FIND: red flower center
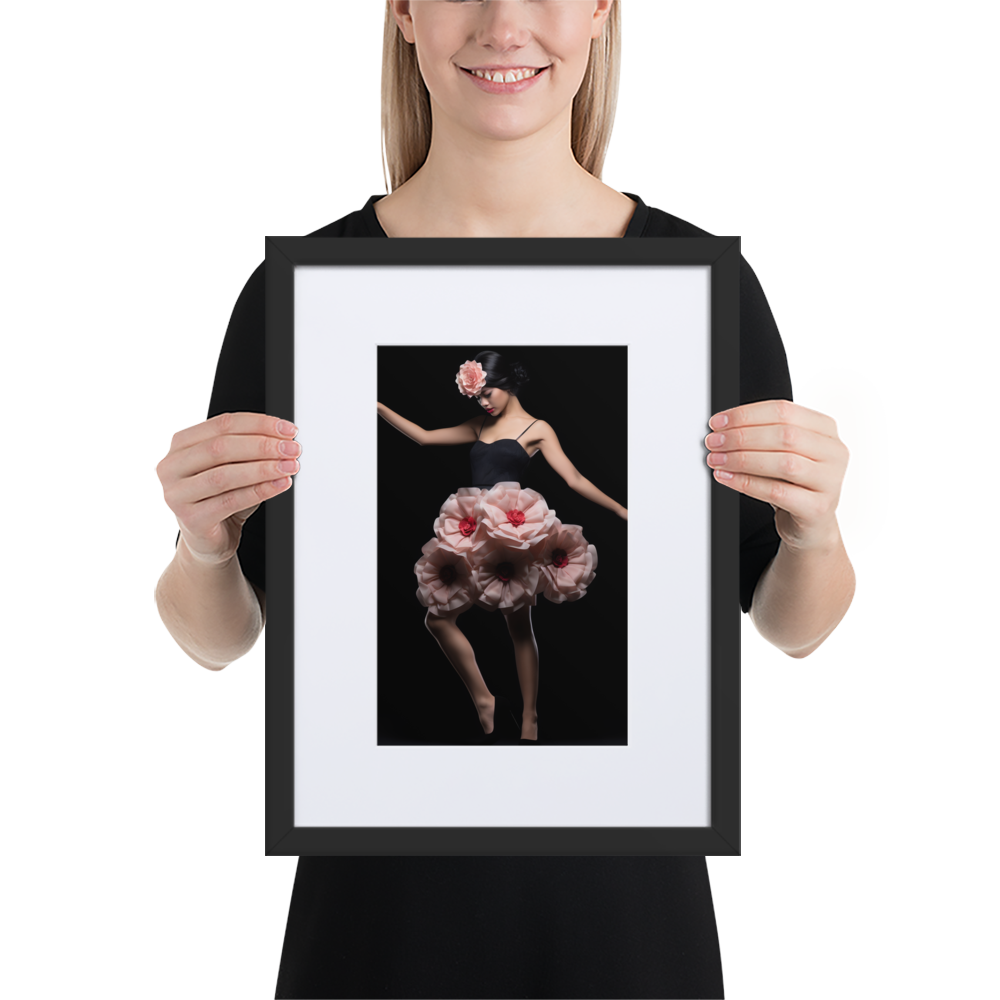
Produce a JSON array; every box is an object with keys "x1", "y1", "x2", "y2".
[
  {"x1": 459, "y1": 515, "x2": 477, "y2": 537},
  {"x1": 506, "y1": 508, "x2": 526, "y2": 527},
  {"x1": 439, "y1": 564, "x2": 457, "y2": 585},
  {"x1": 496, "y1": 560, "x2": 515, "y2": 583},
  {"x1": 552, "y1": 548, "x2": 568, "y2": 568}
]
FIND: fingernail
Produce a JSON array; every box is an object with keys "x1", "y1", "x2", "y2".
[
  {"x1": 710, "y1": 414, "x2": 729, "y2": 429},
  {"x1": 278, "y1": 420, "x2": 297, "y2": 436}
]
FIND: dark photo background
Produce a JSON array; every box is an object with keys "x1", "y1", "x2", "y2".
[{"x1": 377, "y1": 345, "x2": 628, "y2": 746}]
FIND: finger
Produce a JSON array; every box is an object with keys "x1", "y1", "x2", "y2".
[
  {"x1": 169, "y1": 412, "x2": 297, "y2": 454},
  {"x1": 706, "y1": 447, "x2": 824, "y2": 491},
  {"x1": 170, "y1": 430, "x2": 303, "y2": 484},
  {"x1": 704, "y1": 423, "x2": 840, "y2": 464},
  {"x1": 169, "y1": 446, "x2": 299, "y2": 510},
  {"x1": 711, "y1": 468, "x2": 833, "y2": 521},
  {"x1": 159, "y1": 413, "x2": 300, "y2": 487},
  {"x1": 183, "y1": 475, "x2": 294, "y2": 537},
  {"x1": 709, "y1": 400, "x2": 838, "y2": 440}
]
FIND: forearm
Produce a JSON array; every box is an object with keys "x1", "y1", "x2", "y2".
[
  {"x1": 154, "y1": 537, "x2": 263, "y2": 670},
  {"x1": 748, "y1": 520, "x2": 855, "y2": 658},
  {"x1": 377, "y1": 402, "x2": 425, "y2": 445},
  {"x1": 571, "y1": 475, "x2": 624, "y2": 515}
]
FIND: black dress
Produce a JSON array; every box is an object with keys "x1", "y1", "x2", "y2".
[
  {"x1": 415, "y1": 416, "x2": 598, "y2": 618},
  {"x1": 277, "y1": 856, "x2": 726, "y2": 999}
]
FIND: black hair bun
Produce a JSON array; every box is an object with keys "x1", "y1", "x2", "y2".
[{"x1": 511, "y1": 361, "x2": 530, "y2": 387}]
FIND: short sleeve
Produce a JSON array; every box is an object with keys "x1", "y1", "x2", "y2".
[
  {"x1": 739, "y1": 254, "x2": 793, "y2": 613},
  {"x1": 173, "y1": 261, "x2": 267, "y2": 593}
]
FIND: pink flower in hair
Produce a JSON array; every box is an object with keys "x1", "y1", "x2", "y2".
[{"x1": 456, "y1": 360, "x2": 487, "y2": 397}]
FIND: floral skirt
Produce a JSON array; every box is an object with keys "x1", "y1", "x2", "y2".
[{"x1": 414, "y1": 481, "x2": 598, "y2": 617}]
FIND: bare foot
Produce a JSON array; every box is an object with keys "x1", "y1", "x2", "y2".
[
  {"x1": 476, "y1": 695, "x2": 497, "y2": 735},
  {"x1": 520, "y1": 711, "x2": 538, "y2": 741}
]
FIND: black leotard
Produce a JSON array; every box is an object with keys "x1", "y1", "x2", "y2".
[{"x1": 469, "y1": 416, "x2": 539, "y2": 489}]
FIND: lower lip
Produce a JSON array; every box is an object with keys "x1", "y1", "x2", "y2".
[
  {"x1": 486, "y1": 408, "x2": 494, "y2": 413},
  {"x1": 460, "y1": 65, "x2": 549, "y2": 95}
]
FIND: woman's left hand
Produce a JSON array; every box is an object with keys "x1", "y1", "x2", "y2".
[{"x1": 705, "y1": 400, "x2": 849, "y2": 552}]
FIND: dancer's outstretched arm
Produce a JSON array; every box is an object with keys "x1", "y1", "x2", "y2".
[
  {"x1": 377, "y1": 401, "x2": 481, "y2": 447},
  {"x1": 530, "y1": 420, "x2": 626, "y2": 518}
]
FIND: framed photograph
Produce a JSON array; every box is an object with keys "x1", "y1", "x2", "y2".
[{"x1": 264, "y1": 236, "x2": 740, "y2": 856}]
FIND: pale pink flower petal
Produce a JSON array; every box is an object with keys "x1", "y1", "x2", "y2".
[
  {"x1": 474, "y1": 481, "x2": 558, "y2": 551},
  {"x1": 414, "y1": 538, "x2": 477, "y2": 615},
  {"x1": 433, "y1": 487, "x2": 491, "y2": 555},
  {"x1": 468, "y1": 537, "x2": 542, "y2": 615},
  {"x1": 456, "y1": 360, "x2": 487, "y2": 398},
  {"x1": 532, "y1": 522, "x2": 599, "y2": 603}
]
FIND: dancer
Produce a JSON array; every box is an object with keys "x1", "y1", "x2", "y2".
[{"x1": 377, "y1": 351, "x2": 626, "y2": 744}]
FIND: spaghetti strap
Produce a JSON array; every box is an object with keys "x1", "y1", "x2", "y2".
[
  {"x1": 515, "y1": 419, "x2": 539, "y2": 441},
  {"x1": 477, "y1": 415, "x2": 487, "y2": 439}
]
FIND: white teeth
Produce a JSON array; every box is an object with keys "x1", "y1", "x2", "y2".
[{"x1": 470, "y1": 67, "x2": 541, "y2": 83}]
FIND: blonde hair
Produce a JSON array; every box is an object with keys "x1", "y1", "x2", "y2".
[{"x1": 380, "y1": 0, "x2": 621, "y2": 192}]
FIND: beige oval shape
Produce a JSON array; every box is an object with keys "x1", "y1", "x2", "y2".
[{"x1": 795, "y1": 368, "x2": 889, "y2": 556}]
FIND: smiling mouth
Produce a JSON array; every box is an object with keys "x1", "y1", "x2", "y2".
[{"x1": 461, "y1": 66, "x2": 549, "y2": 83}]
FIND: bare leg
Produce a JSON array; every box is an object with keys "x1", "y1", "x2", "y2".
[
  {"x1": 504, "y1": 604, "x2": 539, "y2": 741},
  {"x1": 424, "y1": 606, "x2": 498, "y2": 734}
]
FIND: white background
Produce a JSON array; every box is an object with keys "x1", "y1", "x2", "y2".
[{"x1": 294, "y1": 265, "x2": 711, "y2": 827}]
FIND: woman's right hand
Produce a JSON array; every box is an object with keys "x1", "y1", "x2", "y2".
[{"x1": 157, "y1": 412, "x2": 301, "y2": 567}]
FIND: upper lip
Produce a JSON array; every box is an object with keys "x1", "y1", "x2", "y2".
[{"x1": 461, "y1": 64, "x2": 548, "y2": 72}]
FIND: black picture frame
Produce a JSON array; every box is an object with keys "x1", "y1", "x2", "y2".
[{"x1": 264, "y1": 237, "x2": 740, "y2": 856}]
